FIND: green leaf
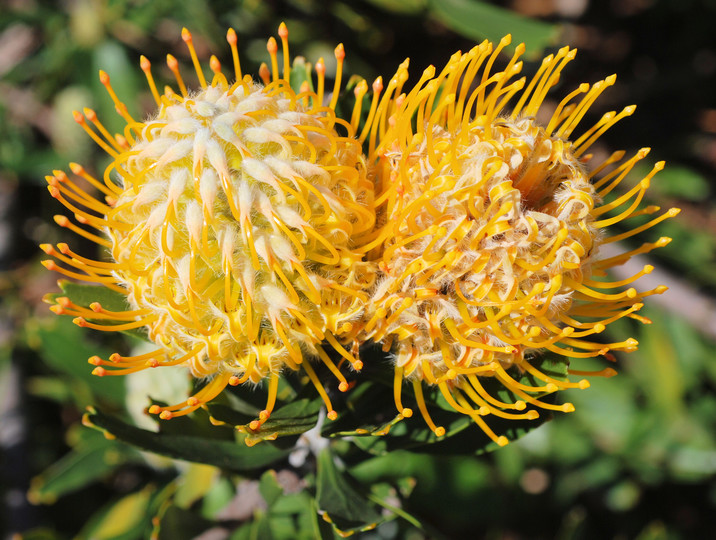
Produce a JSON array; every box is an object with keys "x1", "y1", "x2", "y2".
[
  {"x1": 44, "y1": 280, "x2": 148, "y2": 339},
  {"x1": 315, "y1": 448, "x2": 382, "y2": 536},
  {"x1": 325, "y1": 352, "x2": 566, "y2": 455},
  {"x1": 28, "y1": 430, "x2": 140, "y2": 505},
  {"x1": 154, "y1": 506, "x2": 215, "y2": 540},
  {"x1": 78, "y1": 485, "x2": 154, "y2": 540},
  {"x1": 259, "y1": 470, "x2": 285, "y2": 509},
  {"x1": 31, "y1": 315, "x2": 126, "y2": 405},
  {"x1": 84, "y1": 407, "x2": 292, "y2": 472},
  {"x1": 428, "y1": 0, "x2": 561, "y2": 58},
  {"x1": 174, "y1": 463, "x2": 220, "y2": 509},
  {"x1": 208, "y1": 396, "x2": 322, "y2": 446}
]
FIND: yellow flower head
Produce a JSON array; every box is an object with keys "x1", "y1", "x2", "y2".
[
  {"x1": 42, "y1": 24, "x2": 376, "y2": 425},
  {"x1": 362, "y1": 36, "x2": 678, "y2": 445}
]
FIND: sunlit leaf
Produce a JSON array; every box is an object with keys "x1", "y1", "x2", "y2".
[
  {"x1": 315, "y1": 448, "x2": 382, "y2": 536},
  {"x1": 428, "y1": 0, "x2": 561, "y2": 58},
  {"x1": 84, "y1": 407, "x2": 292, "y2": 471}
]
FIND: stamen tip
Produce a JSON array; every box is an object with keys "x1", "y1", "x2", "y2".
[
  {"x1": 181, "y1": 27, "x2": 192, "y2": 43},
  {"x1": 401, "y1": 407, "x2": 413, "y2": 418},
  {"x1": 159, "y1": 410, "x2": 173, "y2": 420},
  {"x1": 226, "y1": 28, "x2": 237, "y2": 45},
  {"x1": 278, "y1": 22, "x2": 288, "y2": 39},
  {"x1": 496, "y1": 436, "x2": 509, "y2": 447},
  {"x1": 338, "y1": 382, "x2": 349, "y2": 392},
  {"x1": 327, "y1": 410, "x2": 338, "y2": 421},
  {"x1": 434, "y1": 426, "x2": 446, "y2": 437},
  {"x1": 148, "y1": 405, "x2": 161, "y2": 414},
  {"x1": 578, "y1": 379, "x2": 590, "y2": 389},
  {"x1": 334, "y1": 43, "x2": 345, "y2": 60},
  {"x1": 562, "y1": 403, "x2": 576, "y2": 413}
]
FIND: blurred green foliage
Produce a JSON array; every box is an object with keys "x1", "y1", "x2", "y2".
[{"x1": 1, "y1": 0, "x2": 715, "y2": 539}]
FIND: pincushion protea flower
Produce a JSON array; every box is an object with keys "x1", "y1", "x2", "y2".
[
  {"x1": 42, "y1": 24, "x2": 376, "y2": 426},
  {"x1": 361, "y1": 36, "x2": 678, "y2": 445}
]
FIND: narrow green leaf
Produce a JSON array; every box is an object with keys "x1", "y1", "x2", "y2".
[
  {"x1": 84, "y1": 407, "x2": 292, "y2": 471},
  {"x1": 78, "y1": 485, "x2": 154, "y2": 540},
  {"x1": 28, "y1": 433, "x2": 139, "y2": 504},
  {"x1": 315, "y1": 448, "x2": 382, "y2": 536},
  {"x1": 208, "y1": 397, "x2": 322, "y2": 445},
  {"x1": 428, "y1": 0, "x2": 561, "y2": 58}
]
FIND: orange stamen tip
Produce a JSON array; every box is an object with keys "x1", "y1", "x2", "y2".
[
  {"x1": 140, "y1": 55, "x2": 151, "y2": 71},
  {"x1": 626, "y1": 288, "x2": 637, "y2": 298},
  {"x1": 545, "y1": 383, "x2": 558, "y2": 393},
  {"x1": 278, "y1": 22, "x2": 288, "y2": 38},
  {"x1": 478, "y1": 406, "x2": 490, "y2": 416},
  {"x1": 109, "y1": 353, "x2": 122, "y2": 362},
  {"x1": 83, "y1": 108, "x2": 97, "y2": 121},
  {"x1": 496, "y1": 436, "x2": 510, "y2": 447},
  {"x1": 187, "y1": 397, "x2": 200, "y2": 407},
  {"x1": 562, "y1": 403, "x2": 576, "y2": 413},
  {"x1": 593, "y1": 323, "x2": 606, "y2": 333},
  {"x1": 526, "y1": 410, "x2": 540, "y2": 420},
  {"x1": 338, "y1": 382, "x2": 349, "y2": 392},
  {"x1": 315, "y1": 58, "x2": 325, "y2": 74},
  {"x1": 88, "y1": 356, "x2": 102, "y2": 366},
  {"x1": 145, "y1": 359, "x2": 159, "y2": 368},
  {"x1": 668, "y1": 208, "x2": 681, "y2": 217},
  {"x1": 49, "y1": 306, "x2": 63, "y2": 314},
  {"x1": 578, "y1": 379, "x2": 590, "y2": 389},
  {"x1": 210, "y1": 55, "x2": 221, "y2": 72},
  {"x1": 69, "y1": 162, "x2": 84, "y2": 174},
  {"x1": 148, "y1": 405, "x2": 161, "y2": 415},
  {"x1": 54, "y1": 215, "x2": 69, "y2": 226},
  {"x1": 181, "y1": 27, "x2": 192, "y2": 43},
  {"x1": 353, "y1": 360, "x2": 363, "y2": 371},
  {"x1": 401, "y1": 408, "x2": 413, "y2": 418},
  {"x1": 92, "y1": 367, "x2": 106, "y2": 376},
  {"x1": 57, "y1": 297, "x2": 71, "y2": 307},
  {"x1": 327, "y1": 410, "x2": 338, "y2": 421},
  {"x1": 334, "y1": 43, "x2": 345, "y2": 60},
  {"x1": 41, "y1": 259, "x2": 55, "y2": 270},
  {"x1": 603, "y1": 368, "x2": 618, "y2": 377},
  {"x1": 226, "y1": 28, "x2": 237, "y2": 44},
  {"x1": 98, "y1": 70, "x2": 109, "y2": 84},
  {"x1": 434, "y1": 426, "x2": 446, "y2": 437},
  {"x1": 57, "y1": 243, "x2": 70, "y2": 254},
  {"x1": 266, "y1": 37, "x2": 278, "y2": 54},
  {"x1": 259, "y1": 410, "x2": 270, "y2": 421},
  {"x1": 249, "y1": 420, "x2": 261, "y2": 431},
  {"x1": 228, "y1": 376, "x2": 240, "y2": 386},
  {"x1": 159, "y1": 411, "x2": 173, "y2": 420},
  {"x1": 54, "y1": 170, "x2": 69, "y2": 182},
  {"x1": 514, "y1": 400, "x2": 527, "y2": 411},
  {"x1": 166, "y1": 54, "x2": 178, "y2": 69},
  {"x1": 89, "y1": 302, "x2": 102, "y2": 312},
  {"x1": 72, "y1": 110, "x2": 84, "y2": 123},
  {"x1": 48, "y1": 186, "x2": 60, "y2": 198},
  {"x1": 372, "y1": 77, "x2": 383, "y2": 92},
  {"x1": 39, "y1": 244, "x2": 53, "y2": 254}
]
